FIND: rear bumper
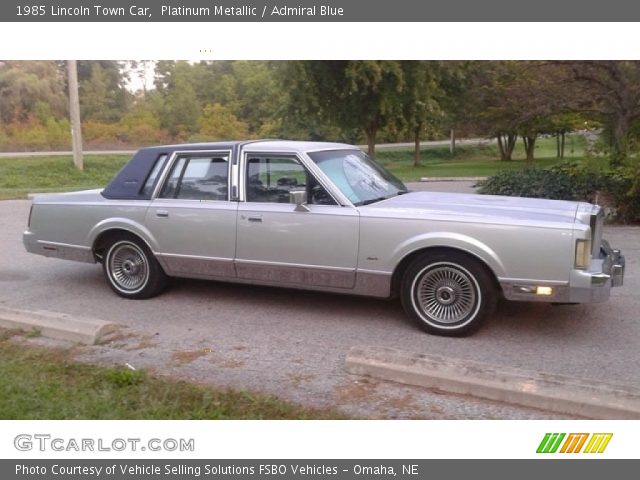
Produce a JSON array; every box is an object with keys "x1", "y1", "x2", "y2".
[
  {"x1": 23, "y1": 230, "x2": 94, "y2": 263},
  {"x1": 501, "y1": 239, "x2": 625, "y2": 303}
]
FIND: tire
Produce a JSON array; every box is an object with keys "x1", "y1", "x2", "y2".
[
  {"x1": 400, "y1": 251, "x2": 497, "y2": 336},
  {"x1": 102, "y1": 234, "x2": 168, "y2": 299}
]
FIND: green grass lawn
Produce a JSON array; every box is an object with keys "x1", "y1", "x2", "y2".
[
  {"x1": 376, "y1": 135, "x2": 587, "y2": 181},
  {"x1": 0, "y1": 154, "x2": 130, "y2": 200},
  {"x1": 0, "y1": 136, "x2": 588, "y2": 199},
  {"x1": 0, "y1": 332, "x2": 341, "y2": 419}
]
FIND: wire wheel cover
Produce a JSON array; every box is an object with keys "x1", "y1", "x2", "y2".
[
  {"x1": 415, "y1": 264, "x2": 478, "y2": 324},
  {"x1": 108, "y1": 243, "x2": 149, "y2": 292}
]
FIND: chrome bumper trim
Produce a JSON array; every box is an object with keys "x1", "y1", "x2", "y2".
[{"x1": 501, "y1": 238, "x2": 625, "y2": 304}]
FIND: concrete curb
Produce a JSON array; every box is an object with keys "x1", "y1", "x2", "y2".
[
  {"x1": 345, "y1": 345, "x2": 640, "y2": 419},
  {"x1": 0, "y1": 307, "x2": 118, "y2": 345},
  {"x1": 419, "y1": 177, "x2": 486, "y2": 182}
]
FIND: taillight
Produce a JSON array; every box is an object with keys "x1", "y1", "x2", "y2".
[{"x1": 27, "y1": 205, "x2": 33, "y2": 228}]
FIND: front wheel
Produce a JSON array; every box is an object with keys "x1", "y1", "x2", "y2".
[
  {"x1": 400, "y1": 251, "x2": 497, "y2": 336},
  {"x1": 102, "y1": 234, "x2": 167, "y2": 299}
]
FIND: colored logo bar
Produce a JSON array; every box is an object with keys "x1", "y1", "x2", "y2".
[{"x1": 537, "y1": 433, "x2": 612, "y2": 454}]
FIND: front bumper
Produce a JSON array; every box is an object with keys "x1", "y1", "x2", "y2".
[
  {"x1": 501, "y1": 239, "x2": 625, "y2": 303},
  {"x1": 566, "y1": 239, "x2": 625, "y2": 303}
]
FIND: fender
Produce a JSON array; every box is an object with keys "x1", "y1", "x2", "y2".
[
  {"x1": 87, "y1": 217, "x2": 160, "y2": 253},
  {"x1": 391, "y1": 231, "x2": 507, "y2": 278}
]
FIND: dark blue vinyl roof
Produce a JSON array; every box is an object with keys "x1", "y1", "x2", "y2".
[{"x1": 101, "y1": 142, "x2": 241, "y2": 200}]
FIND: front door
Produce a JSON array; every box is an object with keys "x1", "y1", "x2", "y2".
[{"x1": 235, "y1": 153, "x2": 359, "y2": 289}]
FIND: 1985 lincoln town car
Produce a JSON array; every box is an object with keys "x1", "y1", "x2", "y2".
[{"x1": 23, "y1": 140, "x2": 626, "y2": 336}]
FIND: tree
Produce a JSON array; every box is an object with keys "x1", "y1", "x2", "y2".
[
  {"x1": 565, "y1": 61, "x2": 640, "y2": 166},
  {"x1": 437, "y1": 61, "x2": 478, "y2": 155},
  {"x1": 198, "y1": 103, "x2": 249, "y2": 140},
  {"x1": 78, "y1": 61, "x2": 130, "y2": 122},
  {"x1": 544, "y1": 112, "x2": 586, "y2": 159},
  {"x1": 400, "y1": 61, "x2": 443, "y2": 166},
  {"x1": 281, "y1": 61, "x2": 405, "y2": 157},
  {"x1": 466, "y1": 61, "x2": 567, "y2": 162},
  {"x1": 0, "y1": 61, "x2": 67, "y2": 123},
  {"x1": 230, "y1": 61, "x2": 284, "y2": 135},
  {"x1": 465, "y1": 62, "x2": 521, "y2": 160},
  {"x1": 153, "y1": 61, "x2": 201, "y2": 138}
]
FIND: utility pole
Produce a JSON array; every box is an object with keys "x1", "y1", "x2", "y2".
[{"x1": 67, "y1": 60, "x2": 83, "y2": 170}]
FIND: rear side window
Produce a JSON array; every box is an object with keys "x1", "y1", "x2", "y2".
[
  {"x1": 140, "y1": 154, "x2": 168, "y2": 197},
  {"x1": 159, "y1": 154, "x2": 230, "y2": 201}
]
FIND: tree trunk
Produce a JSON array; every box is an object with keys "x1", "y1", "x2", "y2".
[
  {"x1": 560, "y1": 131, "x2": 566, "y2": 159},
  {"x1": 621, "y1": 171, "x2": 640, "y2": 222},
  {"x1": 497, "y1": 133, "x2": 516, "y2": 161},
  {"x1": 556, "y1": 133, "x2": 561, "y2": 158},
  {"x1": 413, "y1": 125, "x2": 421, "y2": 167},
  {"x1": 611, "y1": 115, "x2": 630, "y2": 167},
  {"x1": 523, "y1": 135, "x2": 537, "y2": 163},
  {"x1": 365, "y1": 127, "x2": 377, "y2": 158},
  {"x1": 450, "y1": 128, "x2": 456, "y2": 155}
]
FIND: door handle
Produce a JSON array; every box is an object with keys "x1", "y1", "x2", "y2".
[
  {"x1": 156, "y1": 210, "x2": 169, "y2": 218},
  {"x1": 247, "y1": 215, "x2": 262, "y2": 223}
]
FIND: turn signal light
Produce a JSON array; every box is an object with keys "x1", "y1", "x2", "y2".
[{"x1": 575, "y1": 239, "x2": 591, "y2": 269}]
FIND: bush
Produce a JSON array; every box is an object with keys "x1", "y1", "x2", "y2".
[
  {"x1": 0, "y1": 116, "x2": 70, "y2": 151},
  {"x1": 477, "y1": 163, "x2": 640, "y2": 223},
  {"x1": 0, "y1": 117, "x2": 173, "y2": 151},
  {"x1": 476, "y1": 168, "x2": 578, "y2": 200}
]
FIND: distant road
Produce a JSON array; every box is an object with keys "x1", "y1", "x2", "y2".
[
  {"x1": 0, "y1": 138, "x2": 493, "y2": 158},
  {"x1": 360, "y1": 138, "x2": 493, "y2": 151},
  {"x1": 0, "y1": 150, "x2": 136, "y2": 158}
]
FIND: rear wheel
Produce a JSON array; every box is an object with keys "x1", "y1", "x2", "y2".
[
  {"x1": 400, "y1": 251, "x2": 496, "y2": 336},
  {"x1": 102, "y1": 234, "x2": 167, "y2": 299}
]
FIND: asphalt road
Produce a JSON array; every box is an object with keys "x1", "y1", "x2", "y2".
[{"x1": 1, "y1": 185, "x2": 638, "y2": 419}]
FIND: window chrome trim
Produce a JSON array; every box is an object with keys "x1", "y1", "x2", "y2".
[
  {"x1": 151, "y1": 150, "x2": 233, "y2": 201},
  {"x1": 238, "y1": 149, "x2": 345, "y2": 207}
]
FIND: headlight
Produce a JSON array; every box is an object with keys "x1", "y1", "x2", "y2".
[{"x1": 575, "y1": 238, "x2": 591, "y2": 269}]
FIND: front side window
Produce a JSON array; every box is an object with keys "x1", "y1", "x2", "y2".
[
  {"x1": 159, "y1": 154, "x2": 229, "y2": 200},
  {"x1": 245, "y1": 155, "x2": 336, "y2": 205},
  {"x1": 308, "y1": 149, "x2": 407, "y2": 206}
]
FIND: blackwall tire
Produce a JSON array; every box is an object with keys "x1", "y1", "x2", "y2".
[{"x1": 400, "y1": 251, "x2": 497, "y2": 336}]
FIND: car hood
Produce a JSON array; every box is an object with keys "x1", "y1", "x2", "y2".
[{"x1": 363, "y1": 191, "x2": 582, "y2": 225}]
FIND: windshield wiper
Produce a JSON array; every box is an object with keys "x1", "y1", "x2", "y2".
[
  {"x1": 358, "y1": 191, "x2": 409, "y2": 206},
  {"x1": 359, "y1": 196, "x2": 392, "y2": 206}
]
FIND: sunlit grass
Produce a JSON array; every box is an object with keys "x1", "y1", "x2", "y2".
[{"x1": 0, "y1": 332, "x2": 343, "y2": 419}]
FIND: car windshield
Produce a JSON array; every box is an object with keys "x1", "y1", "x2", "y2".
[{"x1": 307, "y1": 149, "x2": 408, "y2": 206}]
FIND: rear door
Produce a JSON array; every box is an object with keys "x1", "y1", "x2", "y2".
[{"x1": 144, "y1": 150, "x2": 238, "y2": 279}]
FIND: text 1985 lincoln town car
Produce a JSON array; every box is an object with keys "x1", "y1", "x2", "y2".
[{"x1": 23, "y1": 140, "x2": 625, "y2": 336}]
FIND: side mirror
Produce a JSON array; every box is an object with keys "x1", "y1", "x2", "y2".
[{"x1": 289, "y1": 189, "x2": 310, "y2": 212}]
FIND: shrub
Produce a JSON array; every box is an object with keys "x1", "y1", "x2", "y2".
[
  {"x1": 477, "y1": 164, "x2": 639, "y2": 223},
  {"x1": 0, "y1": 116, "x2": 70, "y2": 151},
  {"x1": 476, "y1": 168, "x2": 578, "y2": 200}
]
